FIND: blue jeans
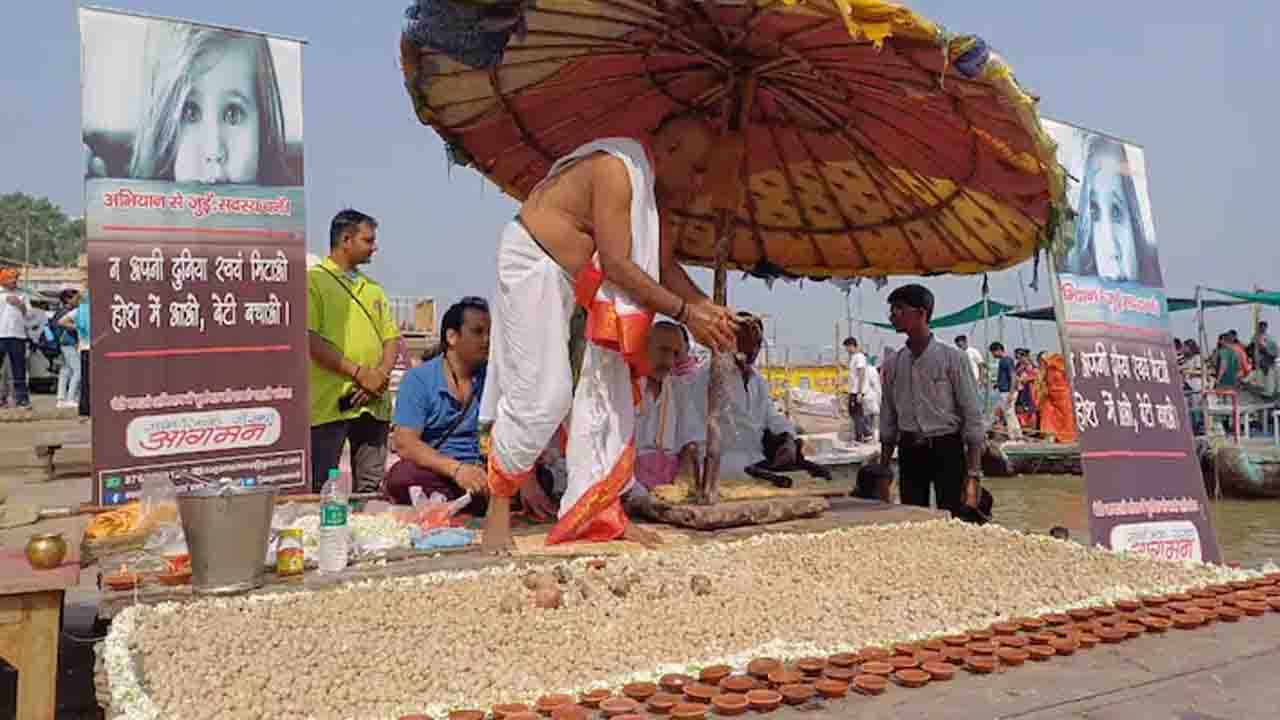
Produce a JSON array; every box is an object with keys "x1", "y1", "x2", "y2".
[
  {"x1": 59, "y1": 344, "x2": 81, "y2": 404},
  {"x1": 0, "y1": 337, "x2": 29, "y2": 406}
]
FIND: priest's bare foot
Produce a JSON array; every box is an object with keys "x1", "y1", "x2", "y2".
[
  {"x1": 482, "y1": 496, "x2": 515, "y2": 554},
  {"x1": 623, "y1": 523, "x2": 664, "y2": 548}
]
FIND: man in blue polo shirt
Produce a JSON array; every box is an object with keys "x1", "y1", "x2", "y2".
[{"x1": 384, "y1": 297, "x2": 557, "y2": 518}]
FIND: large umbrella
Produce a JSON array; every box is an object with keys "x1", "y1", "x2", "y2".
[{"x1": 401, "y1": 0, "x2": 1067, "y2": 502}]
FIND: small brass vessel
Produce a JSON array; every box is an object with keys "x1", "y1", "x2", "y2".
[{"x1": 25, "y1": 532, "x2": 68, "y2": 570}]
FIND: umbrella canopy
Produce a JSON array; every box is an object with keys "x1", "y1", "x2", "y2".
[
  {"x1": 1205, "y1": 288, "x2": 1280, "y2": 308},
  {"x1": 400, "y1": 0, "x2": 1067, "y2": 278}
]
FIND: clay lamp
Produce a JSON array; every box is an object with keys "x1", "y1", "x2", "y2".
[
  {"x1": 670, "y1": 704, "x2": 708, "y2": 720},
  {"x1": 598, "y1": 698, "x2": 639, "y2": 717},
  {"x1": 892, "y1": 642, "x2": 918, "y2": 656},
  {"x1": 1140, "y1": 595, "x2": 1168, "y2": 607},
  {"x1": 1268, "y1": 597, "x2": 1280, "y2": 612},
  {"x1": 1213, "y1": 606, "x2": 1243, "y2": 623},
  {"x1": 506, "y1": 713, "x2": 541, "y2": 720},
  {"x1": 886, "y1": 655, "x2": 918, "y2": 671},
  {"x1": 1114, "y1": 599, "x2": 1142, "y2": 612},
  {"x1": 1089, "y1": 604, "x2": 1117, "y2": 616},
  {"x1": 1116, "y1": 622, "x2": 1144, "y2": 639},
  {"x1": 766, "y1": 670, "x2": 802, "y2": 688},
  {"x1": 1167, "y1": 601, "x2": 1195, "y2": 613},
  {"x1": 1094, "y1": 615, "x2": 1121, "y2": 628},
  {"x1": 103, "y1": 564, "x2": 140, "y2": 592},
  {"x1": 1207, "y1": 584, "x2": 1233, "y2": 595},
  {"x1": 611, "y1": 715, "x2": 644, "y2": 720},
  {"x1": 893, "y1": 668, "x2": 930, "y2": 689},
  {"x1": 1049, "y1": 638, "x2": 1078, "y2": 656},
  {"x1": 647, "y1": 694, "x2": 682, "y2": 715},
  {"x1": 1228, "y1": 580, "x2": 1253, "y2": 591},
  {"x1": 859, "y1": 661, "x2": 893, "y2": 677},
  {"x1": 1067, "y1": 608, "x2": 1094, "y2": 621},
  {"x1": 921, "y1": 661, "x2": 955, "y2": 681},
  {"x1": 1263, "y1": 586, "x2": 1280, "y2": 598},
  {"x1": 1189, "y1": 589, "x2": 1217, "y2": 600},
  {"x1": 1027, "y1": 645, "x2": 1056, "y2": 662},
  {"x1": 941, "y1": 647, "x2": 971, "y2": 664},
  {"x1": 1167, "y1": 592, "x2": 1193, "y2": 602},
  {"x1": 450, "y1": 711, "x2": 485, "y2": 720},
  {"x1": 534, "y1": 697, "x2": 573, "y2": 716},
  {"x1": 965, "y1": 656, "x2": 997, "y2": 674},
  {"x1": 920, "y1": 639, "x2": 945, "y2": 652},
  {"x1": 1238, "y1": 600, "x2": 1269, "y2": 616},
  {"x1": 991, "y1": 622, "x2": 1020, "y2": 636},
  {"x1": 853, "y1": 674, "x2": 887, "y2": 696},
  {"x1": 1017, "y1": 617, "x2": 1047, "y2": 632},
  {"x1": 683, "y1": 684, "x2": 718, "y2": 704},
  {"x1": 1234, "y1": 589, "x2": 1266, "y2": 603},
  {"x1": 1076, "y1": 633, "x2": 1100, "y2": 649},
  {"x1": 747, "y1": 658, "x2": 781, "y2": 679},
  {"x1": 579, "y1": 690, "x2": 611, "y2": 708},
  {"x1": 996, "y1": 647, "x2": 1029, "y2": 666},
  {"x1": 551, "y1": 706, "x2": 588, "y2": 720},
  {"x1": 813, "y1": 679, "x2": 848, "y2": 699},
  {"x1": 1172, "y1": 613, "x2": 1203, "y2": 630},
  {"x1": 1052, "y1": 625, "x2": 1079, "y2": 639},
  {"x1": 822, "y1": 667, "x2": 857, "y2": 683},
  {"x1": 623, "y1": 682, "x2": 657, "y2": 702},
  {"x1": 1146, "y1": 607, "x2": 1175, "y2": 619},
  {"x1": 855, "y1": 646, "x2": 890, "y2": 663},
  {"x1": 778, "y1": 684, "x2": 815, "y2": 705},
  {"x1": 915, "y1": 650, "x2": 943, "y2": 666},
  {"x1": 965, "y1": 641, "x2": 997, "y2": 656},
  {"x1": 718, "y1": 676, "x2": 755, "y2": 695},
  {"x1": 400, "y1": 715, "x2": 431, "y2": 720},
  {"x1": 1186, "y1": 608, "x2": 1215, "y2": 625},
  {"x1": 494, "y1": 704, "x2": 531, "y2": 719},
  {"x1": 1041, "y1": 613, "x2": 1071, "y2": 626},
  {"x1": 699, "y1": 665, "x2": 732, "y2": 686},
  {"x1": 710, "y1": 694, "x2": 748, "y2": 717},
  {"x1": 967, "y1": 629, "x2": 995, "y2": 641},
  {"x1": 1193, "y1": 598, "x2": 1222, "y2": 611},
  {"x1": 660, "y1": 674, "x2": 695, "y2": 694},
  {"x1": 1116, "y1": 612, "x2": 1143, "y2": 624},
  {"x1": 1096, "y1": 628, "x2": 1126, "y2": 644},
  {"x1": 745, "y1": 689, "x2": 782, "y2": 712},
  {"x1": 794, "y1": 657, "x2": 826, "y2": 676},
  {"x1": 1029, "y1": 631, "x2": 1058, "y2": 645},
  {"x1": 941, "y1": 634, "x2": 971, "y2": 647},
  {"x1": 1138, "y1": 616, "x2": 1172, "y2": 632},
  {"x1": 997, "y1": 635, "x2": 1029, "y2": 649},
  {"x1": 829, "y1": 651, "x2": 860, "y2": 668}
]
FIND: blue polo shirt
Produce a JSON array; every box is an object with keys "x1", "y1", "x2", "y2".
[{"x1": 392, "y1": 355, "x2": 485, "y2": 465}]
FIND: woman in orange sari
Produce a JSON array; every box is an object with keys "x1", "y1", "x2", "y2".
[{"x1": 1036, "y1": 352, "x2": 1076, "y2": 443}]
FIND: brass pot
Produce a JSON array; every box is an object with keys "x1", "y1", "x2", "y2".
[{"x1": 26, "y1": 532, "x2": 68, "y2": 570}]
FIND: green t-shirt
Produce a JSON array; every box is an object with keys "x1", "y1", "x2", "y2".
[
  {"x1": 307, "y1": 258, "x2": 400, "y2": 425},
  {"x1": 1215, "y1": 345, "x2": 1240, "y2": 387}
]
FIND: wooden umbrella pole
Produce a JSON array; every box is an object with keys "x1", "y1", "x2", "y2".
[{"x1": 694, "y1": 76, "x2": 755, "y2": 506}]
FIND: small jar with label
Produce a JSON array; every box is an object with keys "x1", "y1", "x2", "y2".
[{"x1": 276, "y1": 527, "x2": 305, "y2": 577}]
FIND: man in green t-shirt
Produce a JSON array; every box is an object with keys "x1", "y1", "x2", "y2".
[{"x1": 307, "y1": 209, "x2": 401, "y2": 492}]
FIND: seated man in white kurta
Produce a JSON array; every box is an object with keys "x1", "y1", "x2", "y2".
[
  {"x1": 684, "y1": 313, "x2": 798, "y2": 478},
  {"x1": 632, "y1": 321, "x2": 701, "y2": 493}
]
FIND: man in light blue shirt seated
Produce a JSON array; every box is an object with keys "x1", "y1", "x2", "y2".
[{"x1": 384, "y1": 297, "x2": 557, "y2": 518}]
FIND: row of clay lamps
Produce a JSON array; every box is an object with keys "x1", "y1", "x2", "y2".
[{"x1": 409, "y1": 573, "x2": 1280, "y2": 720}]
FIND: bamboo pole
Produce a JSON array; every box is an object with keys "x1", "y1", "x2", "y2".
[{"x1": 694, "y1": 76, "x2": 755, "y2": 506}]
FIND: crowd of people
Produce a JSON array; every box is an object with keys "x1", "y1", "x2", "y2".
[{"x1": 0, "y1": 267, "x2": 91, "y2": 416}]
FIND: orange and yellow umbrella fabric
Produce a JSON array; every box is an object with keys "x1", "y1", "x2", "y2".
[{"x1": 400, "y1": 0, "x2": 1067, "y2": 278}]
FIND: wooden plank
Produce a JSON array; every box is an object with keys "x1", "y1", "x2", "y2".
[{"x1": 635, "y1": 496, "x2": 829, "y2": 530}]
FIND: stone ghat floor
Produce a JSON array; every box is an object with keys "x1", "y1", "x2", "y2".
[{"x1": 104, "y1": 520, "x2": 1271, "y2": 720}]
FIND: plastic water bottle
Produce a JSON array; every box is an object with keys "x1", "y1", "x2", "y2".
[{"x1": 317, "y1": 468, "x2": 349, "y2": 573}]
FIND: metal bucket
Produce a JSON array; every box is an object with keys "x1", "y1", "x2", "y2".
[{"x1": 177, "y1": 482, "x2": 278, "y2": 595}]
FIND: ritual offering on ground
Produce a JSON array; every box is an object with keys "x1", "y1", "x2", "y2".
[{"x1": 103, "y1": 520, "x2": 1259, "y2": 719}]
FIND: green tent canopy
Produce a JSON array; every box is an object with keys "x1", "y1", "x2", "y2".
[
  {"x1": 1007, "y1": 296, "x2": 1243, "y2": 322},
  {"x1": 1206, "y1": 288, "x2": 1280, "y2": 308},
  {"x1": 869, "y1": 299, "x2": 1018, "y2": 330}
]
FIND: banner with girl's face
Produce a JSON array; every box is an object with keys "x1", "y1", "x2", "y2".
[
  {"x1": 1044, "y1": 119, "x2": 1220, "y2": 563},
  {"x1": 79, "y1": 8, "x2": 308, "y2": 503}
]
